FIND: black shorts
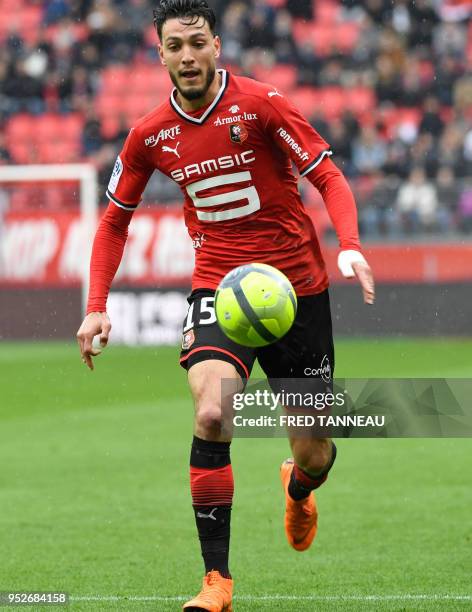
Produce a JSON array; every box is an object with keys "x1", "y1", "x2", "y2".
[{"x1": 180, "y1": 288, "x2": 334, "y2": 385}]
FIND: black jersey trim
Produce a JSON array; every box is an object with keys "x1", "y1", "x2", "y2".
[
  {"x1": 300, "y1": 149, "x2": 333, "y2": 177},
  {"x1": 169, "y1": 69, "x2": 229, "y2": 125},
  {"x1": 106, "y1": 190, "x2": 139, "y2": 211}
]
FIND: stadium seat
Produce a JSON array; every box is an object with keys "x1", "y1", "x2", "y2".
[
  {"x1": 336, "y1": 23, "x2": 360, "y2": 53},
  {"x1": 38, "y1": 141, "x2": 80, "y2": 164},
  {"x1": 35, "y1": 115, "x2": 64, "y2": 141},
  {"x1": 61, "y1": 114, "x2": 84, "y2": 140},
  {"x1": 129, "y1": 67, "x2": 161, "y2": 94},
  {"x1": 19, "y1": 5, "x2": 42, "y2": 44},
  {"x1": 100, "y1": 116, "x2": 120, "y2": 140},
  {"x1": 6, "y1": 115, "x2": 35, "y2": 145},
  {"x1": 43, "y1": 23, "x2": 88, "y2": 45},
  {"x1": 96, "y1": 94, "x2": 127, "y2": 117},
  {"x1": 310, "y1": 25, "x2": 334, "y2": 55},
  {"x1": 292, "y1": 20, "x2": 314, "y2": 46},
  {"x1": 346, "y1": 87, "x2": 376, "y2": 116},
  {"x1": 252, "y1": 64, "x2": 298, "y2": 92},
  {"x1": 264, "y1": 0, "x2": 287, "y2": 7},
  {"x1": 101, "y1": 67, "x2": 130, "y2": 95},
  {"x1": 314, "y1": 0, "x2": 341, "y2": 24},
  {"x1": 123, "y1": 94, "x2": 158, "y2": 117},
  {"x1": 290, "y1": 87, "x2": 319, "y2": 118},
  {"x1": 10, "y1": 142, "x2": 39, "y2": 164},
  {"x1": 1, "y1": 0, "x2": 24, "y2": 9},
  {"x1": 318, "y1": 87, "x2": 345, "y2": 119}
]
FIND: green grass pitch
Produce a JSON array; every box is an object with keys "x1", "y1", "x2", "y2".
[{"x1": 1, "y1": 339, "x2": 471, "y2": 611}]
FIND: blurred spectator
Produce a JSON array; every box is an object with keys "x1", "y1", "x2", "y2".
[
  {"x1": 244, "y1": 5, "x2": 274, "y2": 50},
  {"x1": 273, "y1": 10, "x2": 297, "y2": 64},
  {"x1": 437, "y1": 124, "x2": 466, "y2": 176},
  {"x1": 352, "y1": 126, "x2": 387, "y2": 174},
  {"x1": 286, "y1": 0, "x2": 312, "y2": 20},
  {"x1": 43, "y1": 0, "x2": 71, "y2": 25},
  {"x1": 419, "y1": 96, "x2": 445, "y2": 138},
  {"x1": 396, "y1": 167, "x2": 439, "y2": 232},
  {"x1": 409, "y1": 0, "x2": 439, "y2": 47},
  {"x1": 358, "y1": 171, "x2": 398, "y2": 236},
  {"x1": 457, "y1": 180, "x2": 472, "y2": 233},
  {"x1": 82, "y1": 106, "x2": 103, "y2": 155},
  {"x1": 375, "y1": 55, "x2": 401, "y2": 104},
  {"x1": 0, "y1": 133, "x2": 12, "y2": 165},
  {"x1": 433, "y1": 22, "x2": 467, "y2": 58},
  {"x1": 401, "y1": 58, "x2": 428, "y2": 107},
  {"x1": 453, "y1": 73, "x2": 472, "y2": 114},
  {"x1": 58, "y1": 65, "x2": 94, "y2": 111},
  {"x1": 436, "y1": 165, "x2": 460, "y2": 229},
  {"x1": 3, "y1": 59, "x2": 44, "y2": 114},
  {"x1": 327, "y1": 119, "x2": 353, "y2": 173},
  {"x1": 408, "y1": 133, "x2": 438, "y2": 178},
  {"x1": 463, "y1": 129, "x2": 472, "y2": 162},
  {"x1": 220, "y1": 3, "x2": 248, "y2": 64},
  {"x1": 434, "y1": 56, "x2": 463, "y2": 105}
]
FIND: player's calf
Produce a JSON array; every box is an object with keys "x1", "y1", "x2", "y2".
[
  {"x1": 290, "y1": 440, "x2": 337, "y2": 498},
  {"x1": 190, "y1": 436, "x2": 234, "y2": 578}
]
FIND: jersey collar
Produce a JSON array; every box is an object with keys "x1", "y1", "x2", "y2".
[{"x1": 170, "y1": 69, "x2": 229, "y2": 125}]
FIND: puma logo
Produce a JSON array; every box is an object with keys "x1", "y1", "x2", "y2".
[
  {"x1": 196, "y1": 508, "x2": 218, "y2": 521},
  {"x1": 162, "y1": 142, "x2": 181, "y2": 158},
  {"x1": 268, "y1": 89, "x2": 283, "y2": 98}
]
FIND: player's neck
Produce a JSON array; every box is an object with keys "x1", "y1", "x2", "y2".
[{"x1": 176, "y1": 71, "x2": 222, "y2": 113}]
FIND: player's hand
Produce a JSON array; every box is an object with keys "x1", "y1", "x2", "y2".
[
  {"x1": 337, "y1": 250, "x2": 375, "y2": 305},
  {"x1": 76, "y1": 312, "x2": 111, "y2": 370},
  {"x1": 352, "y1": 260, "x2": 375, "y2": 305}
]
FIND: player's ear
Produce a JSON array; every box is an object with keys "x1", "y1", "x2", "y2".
[
  {"x1": 158, "y1": 44, "x2": 166, "y2": 65},
  {"x1": 213, "y1": 35, "x2": 221, "y2": 59}
]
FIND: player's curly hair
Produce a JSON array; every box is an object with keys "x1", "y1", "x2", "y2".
[{"x1": 153, "y1": 0, "x2": 217, "y2": 40}]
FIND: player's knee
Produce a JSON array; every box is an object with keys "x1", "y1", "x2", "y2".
[
  {"x1": 300, "y1": 440, "x2": 333, "y2": 475},
  {"x1": 195, "y1": 403, "x2": 224, "y2": 437}
]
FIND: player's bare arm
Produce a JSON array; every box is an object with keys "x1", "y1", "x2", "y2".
[{"x1": 76, "y1": 311, "x2": 111, "y2": 370}]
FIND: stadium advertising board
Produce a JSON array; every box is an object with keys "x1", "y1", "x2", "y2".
[{"x1": 2, "y1": 208, "x2": 472, "y2": 286}]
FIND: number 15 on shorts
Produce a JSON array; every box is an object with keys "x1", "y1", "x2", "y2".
[{"x1": 183, "y1": 296, "x2": 216, "y2": 332}]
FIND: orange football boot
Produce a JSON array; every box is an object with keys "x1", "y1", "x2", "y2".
[
  {"x1": 183, "y1": 570, "x2": 233, "y2": 612},
  {"x1": 280, "y1": 458, "x2": 318, "y2": 551}
]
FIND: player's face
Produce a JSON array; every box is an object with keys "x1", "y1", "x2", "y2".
[{"x1": 159, "y1": 17, "x2": 221, "y2": 102}]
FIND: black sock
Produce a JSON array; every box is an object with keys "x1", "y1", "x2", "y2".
[
  {"x1": 288, "y1": 442, "x2": 337, "y2": 501},
  {"x1": 190, "y1": 436, "x2": 233, "y2": 579}
]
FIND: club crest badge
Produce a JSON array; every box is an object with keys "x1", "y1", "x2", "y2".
[
  {"x1": 182, "y1": 329, "x2": 195, "y2": 350},
  {"x1": 229, "y1": 122, "x2": 248, "y2": 144}
]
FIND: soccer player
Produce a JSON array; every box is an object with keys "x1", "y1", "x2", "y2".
[{"x1": 76, "y1": 1, "x2": 375, "y2": 610}]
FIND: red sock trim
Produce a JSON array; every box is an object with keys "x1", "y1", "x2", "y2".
[
  {"x1": 180, "y1": 346, "x2": 249, "y2": 379},
  {"x1": 190, "y1": 464, "x2": 234, "y2": 506},
  {"x1": 294, "y1": 464, "x2": 328, "y2": 490}
]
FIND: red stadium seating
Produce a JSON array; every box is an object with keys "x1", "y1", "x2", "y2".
[
  {"x1": 290, "y1": 87, "x2": 319, "y2": 118},
  {"x1": 252, "y1": 64, "x2": 298, "y2": 92},
  {"x1": 6, "y1": 115, "x2": 35, "y2": 145},
  {"x1": 314, "y1": 0, "x2": 341, "y2": 24},
  {"x1": 318, "y1": 87, "x2": 345, "y2": 119}
]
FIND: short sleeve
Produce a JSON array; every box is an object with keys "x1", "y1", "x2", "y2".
[
  {"x1": 106, "y1": 127, "x2": 154, "y2": 211},
  {"x1": 261, "y1": 91, "x2": 333, "y2": 177}
]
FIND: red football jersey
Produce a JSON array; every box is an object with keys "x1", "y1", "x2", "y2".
[{"x1": 107, "y1": 70, "x2": 348, "y2": 295}]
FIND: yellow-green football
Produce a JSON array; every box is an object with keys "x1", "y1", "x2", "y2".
[{"x1": 215, "y1": 263, "x2": 297, "y2": 347}]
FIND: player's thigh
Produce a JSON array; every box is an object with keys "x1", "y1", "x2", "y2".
[
  {"x1": 188, "y1": 359, "x2": 243, "y2": 437},
  {"x1": 259, "y1": 290, "x2": 334, "y2": 446},
  {"x1": 180, "y1": 290, "x2": 256, "y2": 438},
  {"x1": 257, "y1": 289, "x2": 334, "y2": 381},
  {"x1": 180, "y1": 289, "x2": 256, "y2": 380}
]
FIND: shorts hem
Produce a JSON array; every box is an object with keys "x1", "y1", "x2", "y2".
[{"x1": 180, "y1": 345, "x2": 250, "y2": 379}]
